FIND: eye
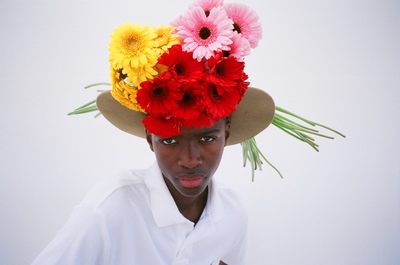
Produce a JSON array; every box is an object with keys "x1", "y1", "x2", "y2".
[
  {"x1": 161, "y1": 138, "x2": 177, "y2": 145},
  {"x1": 200, "y1": 136, "x2": 216, "y2": 142}
]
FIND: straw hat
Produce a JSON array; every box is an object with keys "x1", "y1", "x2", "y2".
[
  {"x1": 93, "y1": 1, "x2": 276, "y2": 145},
  {"x1": 97, "y1": 86, "x2": 274, "y2": 145}
]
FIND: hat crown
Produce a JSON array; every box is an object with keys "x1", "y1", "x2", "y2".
[{"x1": 107, "y1": 0, "x2": 265, "y2": 137}]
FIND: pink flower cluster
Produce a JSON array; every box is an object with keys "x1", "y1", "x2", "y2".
[
  {"x1": 137, "y1": 0, "x2": 262, "y2": 137},
  {"x1": 173, "y1": 0, "x2": 262, "y2": 61}
]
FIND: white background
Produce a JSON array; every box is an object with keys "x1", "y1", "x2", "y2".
[{"x1": 1, "y1": 0, "x2": 399, "y2": 264}]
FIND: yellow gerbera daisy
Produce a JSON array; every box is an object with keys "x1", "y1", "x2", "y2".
[
  {"x1": 109, "y1": 23, "x2": 158, "y2": 71},
  {"x1": 152, "y1": 24, "x2": 181, "y2": 53},
  {"x1": 110, "y1": 67, "x2": 146, "y2": 112},
  {"x1": 122, "y1": 62, "x2": 159, "y2": 86}
]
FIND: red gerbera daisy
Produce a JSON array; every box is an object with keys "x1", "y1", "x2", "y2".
[
  {"x1": 171, "y1": 83, "x2": 205, "y2": 120},
  {"x1": 237, "y1": 71, "x2": 250, "y2": 100},
  {"x1": 203, "y1": 82, "x2": 241, "y2": 119},
  {"x1": 157, "y1": 44, "x2": 204, "y2": 83},
  {"x1": 206, "y1": 54, "x2": 244, "y2": 87},
  {"x1": 142, "y1": 115, "x2": 183, "y2": 137},
  {"x1": 137, "y1": 77, "x2": 183, "y2": 116},
  {"x1": 183, "y1": 112, "x2": 213, "y2": 130}
]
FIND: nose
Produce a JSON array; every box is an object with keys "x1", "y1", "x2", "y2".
[{"x1": 178, "y1": 142, "x2": 202, "y2": 169}]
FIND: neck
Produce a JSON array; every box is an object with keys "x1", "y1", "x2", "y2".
[{"x1": 163, "y1": 176, "x2": 209, "y2": 224}]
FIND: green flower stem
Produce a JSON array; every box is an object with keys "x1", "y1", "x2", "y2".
[
  {"x1": 273, "y1": 116, "x2": 319, "y2": 137},
  {"x1": 273, "y1": 113, "x2": 319, "y2": 133},
  {"x1": 67, "y1": 100, "x2": 98, "y2": 115},
  {"x1": 241, "y1": 140, "x2": 259, "y2": 181},
  {"x1": 70, "y1": 100, "x2": 96, "y2": 111},
  {"x1": 295, "y1": 131, "x2": 320, "y2": 152},
  {"x1": 273, "y1": 120, "x2": 307, "y2": 141},
  {"x1": 75, "y1": 99, "x2": 96, "y2": 110},
  {"x1": 273, "y1": 114, "x2": 334, "y2": 138},
  {"x1": 275, "y1": 106, "x2": 346, "y2": 138},
  {"x1": 84, "y1": 82, "x2": 111, "y2": 89},
  {"x1": 67, "y1": 83, "x2": 111, "y2": 116},
  {"x1": 274, "y1": 110, "x2": 319, "y2": 129},
  {"x1": 252, "y1": 139, "x2": 283, "y2": 179},
  {"x1": 241, "y1": 138, "x2": 283, "y2": 181},
  {"x1": 272, "y1": 117, "x2": 321, "y2": 150}
]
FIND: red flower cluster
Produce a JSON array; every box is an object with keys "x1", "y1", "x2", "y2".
[{"x1": 137, "y1": 44, "x2": 249, "y2": 137}]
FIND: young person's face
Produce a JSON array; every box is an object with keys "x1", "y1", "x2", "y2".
[{"x1": 146, "y1": 119, "x2": 230, "y2": 198}]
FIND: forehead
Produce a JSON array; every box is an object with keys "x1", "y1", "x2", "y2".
[
  {"x1": 184, "y1": 119, "x2": 226, "y2": 133},
  {"x1": 155, "y1": 119, "x2": 227, "y2": 139}
]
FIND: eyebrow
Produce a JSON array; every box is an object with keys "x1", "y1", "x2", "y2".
[
  {"x1": 156, "y1": 128, "x2": 223, "y2": 140},
  {"x1": 199, "y1": 128, "x2": 222, "y2": 135}
]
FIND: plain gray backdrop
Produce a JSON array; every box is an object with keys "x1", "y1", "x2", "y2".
[{"x1": 1, "y1": 0, "x2": 399, "y2": 264}]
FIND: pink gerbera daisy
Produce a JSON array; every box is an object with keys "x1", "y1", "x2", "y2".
[
  {"x1": 224, "y1": 31, "x2": 251, "y2": 61},
  {"x1": 189, "y1": 0, "x2": 224, "y2": 16},
  {"x1": 174, "y1": 6, "x2": 234, "y2": 61},
  {"x1": 224, "y1": 3, "x2": 262, "y2": 48}
]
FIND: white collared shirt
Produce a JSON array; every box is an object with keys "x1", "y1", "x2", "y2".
[{"x1": 32, "y1": 163, "x2": 248, "y2": 265}]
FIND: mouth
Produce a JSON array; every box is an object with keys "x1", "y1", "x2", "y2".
[
  {"x1": 179, "y1": 177, "x2": 204, "y2": 188},
  {"x1": 178, "y1": 173, "x2": 206, "y2": 188}
]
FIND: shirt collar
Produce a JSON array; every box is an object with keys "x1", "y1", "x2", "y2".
[
  {"x1": 203, "y1": 178, "x2": 225, "y2": 222},
  {"x1": 145, "y1": 162, "x2": 225, "y2": 227}
]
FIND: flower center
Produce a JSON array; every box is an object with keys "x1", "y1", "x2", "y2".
[
  {"x1": 118, "y1": 69, "x2": 127, "y2": 80},
  {"x1": 126, "y1": 36, "x2": 140, "y2": 52},
  {"x1": 182, "y1": 93, "x2": 193, "y2": 105},
  {"x1": 233, "y1": 23, "x2": 241, "y2": 33},
  {"x1": 216, "y1": 64, "x2": 225, "y2": 76},
  {"x1": 208, "y1": 84, "x2": 221, "y2": 102},
  {"x1": 175, "y1": 64, "x2": 185, "y2": 76},
  {"x1": 199, "y1": 27, "x2": 211, "y2": 40},
  {"x1": 152, "y1": 87, "x2": 166, "y2": 98}
]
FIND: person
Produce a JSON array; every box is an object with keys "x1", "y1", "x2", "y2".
[{"x1": 32, "y1": 0, "x2": 275, "y2": 264}]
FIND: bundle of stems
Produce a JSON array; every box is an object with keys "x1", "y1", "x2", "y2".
[
  {"x1": 67, "y1": 83, "x2": 110, "y2": 117},
  {"x1": 241, "y1": 138, "x2": 283, "y2": 181},
  {"x1": 241, "y1": 106, "x2": 345, "y2": 180}
]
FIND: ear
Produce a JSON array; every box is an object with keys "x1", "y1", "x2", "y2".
[
  {"x1": 145, "y1": 129, "x2": 155, "y2": 152},
  {"x1": 224, "y1": 122, "x2": 231, "y2": 146}
]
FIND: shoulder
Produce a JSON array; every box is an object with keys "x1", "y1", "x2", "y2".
[
  {"x1": 204, "y1": 181, "x2": 249, "y2": 262},
  {"x1": 211, "y1": 180, "x2": 248, "y2": 224},
  {"x1": 82, "y1": 167, "x2": 150, "y2": 209},
  {"x1": 215, "y1": 181, "x2": 247, "y2": 212}
]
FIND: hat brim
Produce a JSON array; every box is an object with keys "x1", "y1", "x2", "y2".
[{"x1": 96, "y1": 87, "x2": 275, "y2": 146}]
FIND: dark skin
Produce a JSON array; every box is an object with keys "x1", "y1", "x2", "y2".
[{"x1": 146, "y1": 119, "x2": 230, "y2": 265}]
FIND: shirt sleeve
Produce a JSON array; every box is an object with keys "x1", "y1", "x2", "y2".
[
  {"x1": 31, "y1": 203, "x2": 110, "y2": 265},
  {"x1": 220, "y1": 219, "x2": 248, "y2": 265},
  {"x1": 218, "y1": 188, "x2": 249, "y2": 265}
]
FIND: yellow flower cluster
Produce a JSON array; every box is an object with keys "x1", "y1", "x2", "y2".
[{"x1": 109, "y1": 23, "x2": 180, "y2": 112}]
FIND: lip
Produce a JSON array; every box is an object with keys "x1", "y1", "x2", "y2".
[
  {"x1": 177, "y1": 173, "x2": 206, "y2": 188},
  {"x1": 179, "y1": 177, "x2": 204, "y2": 188}
]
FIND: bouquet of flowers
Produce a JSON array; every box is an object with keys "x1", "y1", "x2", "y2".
[{"x1": 69, "y1": 0, "x2": 345, "y2": 180}]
